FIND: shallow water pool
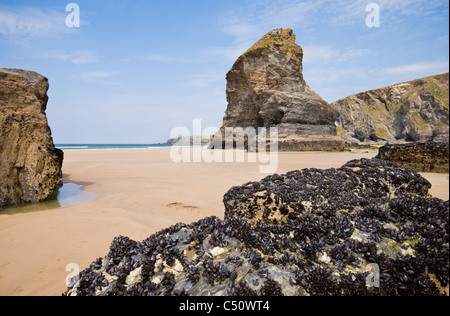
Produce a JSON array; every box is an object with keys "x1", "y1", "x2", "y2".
[{"x1": 0, "y1": 183, "x2": 96, "y2": 215}]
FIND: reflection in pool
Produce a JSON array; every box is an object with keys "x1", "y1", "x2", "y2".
[{"x1": 0, "y1": 183, "x2": 96, "y2": 215}]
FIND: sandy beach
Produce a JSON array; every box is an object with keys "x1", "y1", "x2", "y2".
[{"x1": 0, "y1": 148, "x2": 448, "y2": 296}]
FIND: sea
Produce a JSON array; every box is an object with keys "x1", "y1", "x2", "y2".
[{"x1": 55, "y1": 144, "x2": 172, "y2": 150}]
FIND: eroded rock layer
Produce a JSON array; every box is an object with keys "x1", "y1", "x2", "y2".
[{"x1": 331, "y1": 73, "x2": 449, "y2": 144}]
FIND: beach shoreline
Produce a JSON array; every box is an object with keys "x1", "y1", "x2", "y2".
[{"x1": 0, "y1": 148, "x2": 448, "y2": 296}]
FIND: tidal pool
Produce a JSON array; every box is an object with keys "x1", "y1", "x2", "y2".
[{"x1": 0, "y1": 183, "x2": 96, "y2": 215}]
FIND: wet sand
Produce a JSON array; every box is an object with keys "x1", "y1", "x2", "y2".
[{"x1": 0, "y1": 148, "x2": 448, "y2": 296}]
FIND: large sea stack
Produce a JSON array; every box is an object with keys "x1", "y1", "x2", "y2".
[
  {"x1": 0, "y1": 68, "x2": 63, "y2": 207},
  {"x1": 219, "y1": 28, "x2": 345, "y2": 151},
  {"x1": 331, "y1": 73, "x2": 449, "y2": 144}
]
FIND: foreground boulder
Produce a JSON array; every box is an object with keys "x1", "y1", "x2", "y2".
[
  {"x1": 223, "y1": 158, "x2": 432, "y2": 226},
  {"x1": 376, "y1": 142, "x2": 449, "y2": 173},
  {"x1": 0, "y1": 68, "x2": 63, "y2": 207},
  {"x1": 65, "y1": 159, "x2": 448, "y2": 296}
]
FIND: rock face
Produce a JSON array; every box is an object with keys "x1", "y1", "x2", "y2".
[
  {"x1": 331, "y1": 73, "x2": 449, "y2": 144},
  {"x1": 65, "y1": 159, "x2": 448, "y2": 296},
  {"x1": 219, "y1": 28, "x2": 344, "y2": 151},
  {"x1": 376, "y1": 142, "x2": 449, "y2": 173},
  {"x1": 277, "y1": 135, "x2": 346, "y2": 152},
  {"x1": 217, "y1": 30, "x2": 448, "y2": 150},
  {"x1": 0, "y1": 68, "x2": 63, "y2": 207}
]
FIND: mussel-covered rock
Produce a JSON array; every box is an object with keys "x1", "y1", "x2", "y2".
[
  {"x1": 64, "y1": 159, "x2": 449, "y2": 296},
  {"x1": 376, "y1": 142, "x2": 449, "y2": 173},
  {"x1": 223, "y1": 158, "x2": 432, "y2": 226}
]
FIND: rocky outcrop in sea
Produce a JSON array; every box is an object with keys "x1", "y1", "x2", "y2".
[
  {"x1": 331, "y1": 73, "x2": 449, "y2": 144},
  {"x1": 216, "y1": 28, "x2": 345, "y2": 152},
  {"x1": 65, "y1": 158, "x2": 449, "y2": 296},
  {"x1": 376, "y1": 142, "x2": 449, "y2": 173},
  {"x1": 0, "y1": 68, "x2": 63, "y2": 207}
]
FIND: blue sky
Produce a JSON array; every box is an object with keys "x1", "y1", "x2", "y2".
[{"x1": 1, "y1": 0, "x2": 449, "y2": 144}]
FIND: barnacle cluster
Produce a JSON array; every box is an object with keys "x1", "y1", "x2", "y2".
[{"x1": 64, "y1": 158, "x2": 449, "y2": 296}]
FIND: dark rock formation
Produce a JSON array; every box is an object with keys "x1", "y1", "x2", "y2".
[
  {"x1": 277, "y1": 135, "x2": 346, "y2": 152},
  {"x1": 0, "y1": 68, "x2": 63, "y2": 207},
  {"x1": 224, "y1": 158, "x2": 432, "y2": 226},
  {"x1": 331, "y1": 73, "x2": 449, "y2": 144},
  {"x1": 65, "y1": 159, "x2": 449, "y2": 296},
  {"x1": 376, "y1": 142, "x2": 449, "y2": 173},
  {"x1": 218, "y1": 28, "x2": 344, "y2": 151}
]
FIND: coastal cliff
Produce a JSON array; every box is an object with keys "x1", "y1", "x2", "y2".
[
  {"x1": 0, "y1": 68, "x2": 63, "y2": 207},
  {"x1": 331, "y1": 73, "x2": 449, "y2": 144}
]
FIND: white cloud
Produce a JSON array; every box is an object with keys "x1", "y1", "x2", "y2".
[
  {"x1": 208, "y1": 0, "x2": 329, "y2": 62},
  {"x1": 338, "y1": 48, "x2": 373, "y2": 62},
  {"x1": 134, "y1": 54, "x2": 177, "y2": 62},
  {"x1": 216, "y1": 0, "x2": 448, "y2": 44},
  {"x1": 43, "y1": 50, "x2": 97, "y2": 64},
  {"x1": 437, "y1": 34, "x2": 449, "y2": 44},
  {"x1": 210, "y1": 0, "x2": 377, "y2": 63},
  {"x1": 218, "y1": 0, "x2": 324, "y2": 43},
  {"x1": 0, "y1": 7, "x2": 67, "y2": 36},
  {"x1": 202, "y1": 46, "x2": 250, "y2": 62},
  {"x1": 383, "y1": 60, "x2": 449, "y2": 75},
  {"x1": 328, "y1": 0, "x2": 447, "y2": 25},
  {"x1": 184, "y1": 71, "x2": 225, "y2": 89},
  {"x1": 123, "y1": 53, "x2": 192, "y2": 64},
  {"x1": 303, "y1": 45, "x2": 372, "y2": 65},
  {"x1": 79, "y1": 71, "x2": 119, "y2": 83},
  {"x1": 302, "y1": 45, "x2": 337, "y2": 64}
]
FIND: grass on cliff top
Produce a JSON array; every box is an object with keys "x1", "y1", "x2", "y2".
[
  {"x1": 362, "y1": 73, "x2": 448, "y2": 133},
  {"x1": 242, "y1": 28, "x2": 303, "y2": 69},
  {"x1": 402, "y1": 74, "x2": 449, "y2": 108},
  {"x1": 246, "y1": 28, "x2": 302, "y2": 54},
  {"x1": 426, "y1": 80, "x2": 449, "y2": 108}
]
